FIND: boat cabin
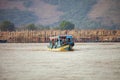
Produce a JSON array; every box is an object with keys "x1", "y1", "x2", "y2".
[{"x1": 48, "y1": 35, "x2": 74, "y2": 49}]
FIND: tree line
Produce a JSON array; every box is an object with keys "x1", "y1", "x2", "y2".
[{"x1": 0, "y1": 20, "x2": 75, "y2": 31}]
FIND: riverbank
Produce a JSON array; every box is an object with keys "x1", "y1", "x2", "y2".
[{"x1": 0, "y1": 29, "x2": 120, "y2": 43}]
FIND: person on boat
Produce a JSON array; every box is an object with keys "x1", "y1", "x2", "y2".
[
  {"x1": 60, "y1": 38, "x2": 66, "y2": 46},
  {"x1": 66, "y1": 38, "x2": 70, "y2": 44},
  {"x1": 66, "y1": 38, "x2": 74, "y2": 46},
  {"x1": 62, "y1": 38, "x2": 67, "y2": 45},
  {"x1": 51, "y1": 39, "x2": 55, "y2": 48},
  {"x1": 60, "y1": 39, "x2": 63, "y2": 46},
  {"x1": 54, "y1": 39, "x2": 58, "y2": 48},
  {"x1": 51, "y1": 38, "x2": 58, "y2": 48}
]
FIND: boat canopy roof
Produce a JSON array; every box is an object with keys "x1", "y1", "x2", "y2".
[{"x1": 49, "y1": 35, "x2": 73, "y2": 40}]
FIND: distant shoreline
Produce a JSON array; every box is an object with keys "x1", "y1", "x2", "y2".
[{"x1": 0, "y1": 29, "x2": 120, "y2": 43}]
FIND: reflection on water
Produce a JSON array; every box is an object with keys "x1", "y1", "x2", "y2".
[{"x1": 0, "y1": 43, "x2": 120, "y2": 80}]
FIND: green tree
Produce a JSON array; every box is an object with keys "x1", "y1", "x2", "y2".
[
  {"x1": 0, "y1": 20, "x2": 15, "y2": 31},
  {"x1": 26, "y1": 24, "x2": 36, "y2": 30},
  {"x1": 59, "y1": 21, "x2": 75, "y2": 30}
]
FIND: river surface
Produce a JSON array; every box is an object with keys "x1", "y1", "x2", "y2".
[{"x1": 0, "y1": 43, "x2": 120, "y2": 80}]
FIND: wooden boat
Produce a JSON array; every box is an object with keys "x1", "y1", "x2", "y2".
[
  {"x1": 48, "y1": 35, "x2": 74, "y2": 51},
  {"x1": 0, "y1": 40, "x2": 7, "y2": 43}
]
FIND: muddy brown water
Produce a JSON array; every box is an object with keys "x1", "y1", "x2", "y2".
[{"x1": 0, "y1": 43, "x2": 120, "y2": 80}]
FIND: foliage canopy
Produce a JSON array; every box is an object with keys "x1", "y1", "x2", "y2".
[
  {"x1": 0, "y1": 21, "x2": 15, "y2": 31},
  {"x1": 59, "y1": 21, "x2": 75, "y2": 30}
]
